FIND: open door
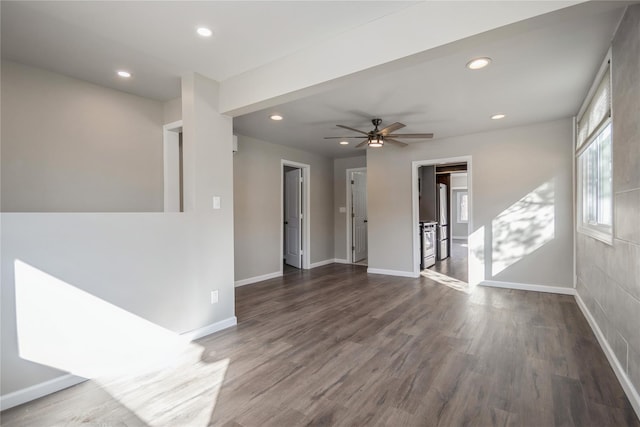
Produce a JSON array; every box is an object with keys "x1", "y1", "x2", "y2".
[
  {"x1": 284, "y1": 168, "x2": 302, "y2": 268},
  {"x1": 352, "y1": 171, "x2": 368, "y2": 263}
]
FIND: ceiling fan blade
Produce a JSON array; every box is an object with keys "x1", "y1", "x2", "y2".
[
  {"x1": 385, "y1": 138, "x2": 408, "y2": 147},
  {"x1": 386, "y1": 133, "x2": 434, "y2": 139},
  {"x1": 336, "y1": 124, "x2": 369, "y2": 135},
  {"x1": 379, "y1": 122, "x2": 405, "y2": 136},
  {"x1": 324, "y1": 136, "x2": 363, "y2": 139},
  {"x1": 355, "y1": 139, "x2": 369, "y2": 148}
]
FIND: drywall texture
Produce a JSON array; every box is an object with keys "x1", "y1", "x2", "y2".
[
  {"x1": 233, "y1": 135, "x2": 334, "y2": 282},
  {"x1": 333, "y1": 156, "x2": 367, "y2": 261},
  {"x1": 1, "y1": 61, "x2": 163, "y2": 212},
  {"x1": 576, "y1": 5, "x2": 640, "y2": 396},
  {"x1": 1, "y1": 73, "x2": 236, "y2": 399},
  {"x1": 367, "y1": 118, "x2": 574, "y2": 287},
  {"x1": 163, "y1": 97, "x2": 182, "y2": 124}
]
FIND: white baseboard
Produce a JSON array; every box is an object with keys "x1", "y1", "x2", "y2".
[
  {"x1": 0, "y1": 373, "x2": 87, "y2": 411},
  {"x1": 181, "y1": 316, "x2": 238, "y2": 341},
  {"x1": 367, "y1": 268, "x2": 420, "y2": 278},
  {"x1": 0, "y1": 316, "x2": 238, "y2": 411},
  {"x1": 333, "y1": 258, "x2": 350, "y2": 264},
  {"x1": 235, "y1": 271, "x2": 282, "y2": 287},
  {"x1": 309, "y1": 259, "x2": 337, "y2": 268},
  {"x1": 479, "y1": 280, "x2": 576, "y2": 295},
  {"x1": 575, "y1": 293, "x2": 640, "y2": 419}
]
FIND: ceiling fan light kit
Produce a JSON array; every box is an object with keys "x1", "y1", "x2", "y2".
[
  {"x1": 324, "y1": 118, "x2": 433, "y2": 149},
  {"x1": 368, "y1": 135, "x2": 383, "y2": 147}
]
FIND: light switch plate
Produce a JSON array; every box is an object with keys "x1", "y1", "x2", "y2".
[
  {"x1": 339, "y1": 207, "x2": 346, "y2": 213},
  {"x1": 213, "y1": 196, "x2": 221, "y2": 209}
]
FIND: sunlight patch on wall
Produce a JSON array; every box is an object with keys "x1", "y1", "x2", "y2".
[
  {"x1": 491, "y1": 181, "x2": 555, "y2": 276},
  {"x1": 14, "y1": 259, "x2": 228, "y2": 426}
]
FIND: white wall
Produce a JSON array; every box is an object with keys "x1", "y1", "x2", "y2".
[
  {"x1": 233, "y1": 135, "x2": 334, "y2": 282},
  {"x1": 333, "y1": 156, "x2": 367, "y2": 261},
  {"x1": 0, "y1": 72, "x2": 236, "y2": 404},
  {"x1": 1, "y1": 61, "x2": 164, "y2": 212},
  {"x1": 367, "y1": 118, "x2": 574, "y2": 288},
  {"x1": 451, "y1": 173, "x2": 469, "y2": 239}
]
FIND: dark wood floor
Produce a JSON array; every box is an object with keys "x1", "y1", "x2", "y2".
[{"x1": 2, "y1": 264, "x2": 638, "y2": 426}]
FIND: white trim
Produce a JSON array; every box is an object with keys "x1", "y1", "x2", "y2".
[
  {"x1": 367, "y1": 268, "x2": 419, "y2": 278},
  {"x1": 0, "y1": 374, "x2": 87, "y2": 411},
  {"x1": 181, "y1": 316, "x2": 237, "y2": 341},
  {"x1": 452, "y1": 235, "x2": 467, "y2": 240},
  {"x1": 163, "y1": 120, "x2": 183, "y2": 213},
  {"x1": 280, "y1": 160, "x2": 311, "y2": 271},
  {"x1": 0, "y1": 315, "x2": 238, "y2": 410},
  {"x1": 479, "y1": 280, "x2": 576, "y2": 295},
  {"x1": 346, "y1": 167, "x2": 367, "y2": 264},
  {"x1": 309, "y1": 259, "x2": 336, "y2": 269},
  {"x1": 573, "y1": 115, "x2": 577, "y2": 289},
  {"x1": 575, "y1": 294, "x2": 640, "y2": 418},
  {"x1": 412, "y1": 156, "x2": 473, "y2": 277},
  {"x1": 333, "y1": 258, "x2": 350, "y2": 264},
  {"x1": 235, "y1": 271, "x2": 282, "y2": 287}
]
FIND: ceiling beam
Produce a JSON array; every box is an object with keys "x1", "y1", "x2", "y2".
[{"x1": 219, "y1": 1, "x2": 584, "y2": 116}]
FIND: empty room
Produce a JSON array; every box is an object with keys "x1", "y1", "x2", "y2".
[{"x1": 1, "y1": 1, "x2": 639, "y2": 426}]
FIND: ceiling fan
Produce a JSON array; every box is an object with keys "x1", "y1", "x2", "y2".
[{"x1": 324, "y1": 118, "x2": 433, "y2": 148}]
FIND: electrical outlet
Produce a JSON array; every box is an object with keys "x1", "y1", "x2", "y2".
[{"x1": 211, "y1": 290, "x2": 219, "y2": 304}]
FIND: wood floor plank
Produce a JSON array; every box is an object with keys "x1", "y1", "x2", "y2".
[{"x1": 2, "y1": 263, "x2": 638, "y2": 427}]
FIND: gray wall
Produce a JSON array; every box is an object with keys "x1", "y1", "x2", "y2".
[
  {"x1": 333, "y1": 156, "x2": 366, "y2": 261},
  {"x1": 233, "y1": 135, "x2": 334, "y2": 282},
  {"x1": 1, "y1": 61, "x2": 163, "y2": 212},
  {"x1": 163, "y1": 97, "x2": 182, "y2": 124},
  {"x1": 1, "y1": 72, "x2": 236, "y2": 400},
  {"x1": 367, "y1": 118, "x2": 574, "y2": 288},
  {"x1": 576, "y1": 5, "x2": 640, "y2": 396}
]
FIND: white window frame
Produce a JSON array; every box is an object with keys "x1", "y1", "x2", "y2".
[
  {"x1": 575, "y1": 50, "x2": 613, "y2": 245},
  {"x1": 456, "y1": 191, "x2": 468, "y2": 223}
]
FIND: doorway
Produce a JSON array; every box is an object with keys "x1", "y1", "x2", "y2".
[
  {"x1": 163, "y1": 120, "x2": 183, "y2": 212},
  {"x1": 412, "y1": 157, "x2": 472, "y2": 282},
  {"x1": 346, "y1": 168, "x2": 367, "y2": 265},
  {"x1": 281, "y1": 160, "x2": 311, "y2": 271}
]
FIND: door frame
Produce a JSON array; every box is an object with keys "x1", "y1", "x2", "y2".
[
  {"x1": 280, "y1": 160, "x2": 311, "y2": 271},
  {"x1": 411, "y1": 156, "x2": 473, "y2": 277},
  {"x1": 163, "y1": 120, "x2": 183, "y2": 212},
  {"x1": 346, "y1": 167, "x2": 367, "y2": 263}
]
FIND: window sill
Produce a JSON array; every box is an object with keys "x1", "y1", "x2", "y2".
[{"x1": 577, "y1": 225, "x2": 613, "y2": 245}]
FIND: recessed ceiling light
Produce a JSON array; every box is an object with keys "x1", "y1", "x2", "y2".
[
  {"x1": 491, "y1": 113, "x2": 506, "y2": 120},
  {"x1": 197, "y1": 27, "x2": 213, "y2": 37},
  {"x1": 117, "y1": 70, "x2": 131, "y2": 78},
  {"x1": 466, "y1": 57, "x2": 492, "y2": 70},
  {"x1": 339, "y1": 140, "x2": 349, "y2": 145},
  {"x1": 270, "y1": 114, "x2": 283, "y2": 121}
]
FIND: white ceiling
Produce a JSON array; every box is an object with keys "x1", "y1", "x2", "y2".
[
  {"x1": 1, "y1": 1, "x2": 416, "y2": 100},
  {"x1": 1, "y1": 1, "x2": 630, "y2": 159}
]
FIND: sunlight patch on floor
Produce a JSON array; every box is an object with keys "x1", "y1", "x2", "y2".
[
  {"x1": 14, "y1": 259, "x2": 228, "y2": 426},
  {"x1": 421, "y1": 269, "x2": 471, "y2": 294}
]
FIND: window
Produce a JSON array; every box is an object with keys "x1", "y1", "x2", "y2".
[
  {"x1": 457, "y1": 191, "x2": 468, "y2": 223},
  {"x1": 576, "y1": 54, "x2": 612, "y2": 243}
]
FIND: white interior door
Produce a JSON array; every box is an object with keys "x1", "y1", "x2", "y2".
[
  {"x1": 352, "y1": 171, "x2": 368, "y2": 263},
  {"x1": 285, "y1": 168, "x2": 302, "y2": 268}
]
